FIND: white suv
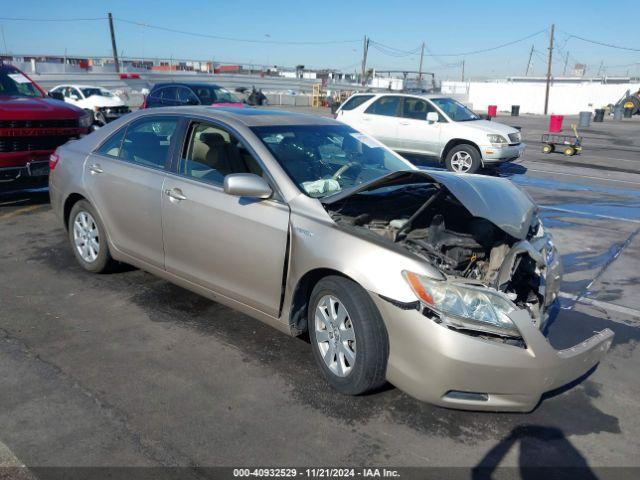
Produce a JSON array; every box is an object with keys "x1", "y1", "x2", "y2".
[{"x1": 336, "y1": 93, "x2": 524, "y2": 173}]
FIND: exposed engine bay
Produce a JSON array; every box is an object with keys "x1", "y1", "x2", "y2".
[{"x1": 325, "y1": 182, "x2": 547, "y2": 321}]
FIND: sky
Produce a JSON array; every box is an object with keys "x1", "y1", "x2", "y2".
[{"x1": 1, "y1": 0, "x2": 639, "y2": 79}]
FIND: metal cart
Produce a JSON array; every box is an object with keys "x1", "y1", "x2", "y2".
[{"x1": 541, "y1": 124, "x2": 583, "y2": 156}]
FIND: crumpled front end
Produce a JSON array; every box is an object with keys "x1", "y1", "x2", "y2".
[
  {"x1": 322, "y1": 170, "x2": 611, "y2": 411},
  {"x1": 373, "y1": 294, "x2": 613, "y2": 411}
]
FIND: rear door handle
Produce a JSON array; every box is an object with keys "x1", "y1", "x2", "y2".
[
  {"x1": 165, "y1": 188, "x2": 187, "y2": 201},
  {"x1": 88, "y1": 164, "x2": 103, "y2": 174}
]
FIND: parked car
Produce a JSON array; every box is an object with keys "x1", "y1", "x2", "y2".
[
  {"x1": 336, "y1": 93, "x2": 524, "y2": 173},
  {"x1": 141, "y1": 83, "x2": 245, "y2": 109},
  {"x1": 49, "y1": 107, "x2": 612, "y2": 412},
  {"x1": 50, "y1": 84, "x2": 131, "y2": 126},
  {"x1": 0, "y1": 64, "x2": 91, "y2": 190}
]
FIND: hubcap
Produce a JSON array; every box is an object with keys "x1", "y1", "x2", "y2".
[
  {"x1": 314, "y1": 295, "x2": 356, "y2": 377},
  {"x1": 450, "y1": 151, "x2": 473, "y2": 172},
  {"x1": 73, "y1": 211, "x2": 100, "y2": 263}
]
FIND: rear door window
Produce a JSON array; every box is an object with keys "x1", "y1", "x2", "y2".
[
  {"x1": 118, "y1": 117, "x2": 179, "y2": 169},
  {"x1": 364, "y1": 96, "x2": 402, "y2": 117},
  {"x1": 339, "y1": 95, "x2": 374, "y2": 111},
  {"x1": 159, "y1": 87, "x2": 178, "y2": 105}
]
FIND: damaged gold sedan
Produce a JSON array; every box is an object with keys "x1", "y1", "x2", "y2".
[{"x1": 50, "y1": 108, "x2": 613, "y2": 411}]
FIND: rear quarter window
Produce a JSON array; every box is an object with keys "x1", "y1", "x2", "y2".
[{"x1": 339, "y1": 95, "x2": 374, "y2": 111}]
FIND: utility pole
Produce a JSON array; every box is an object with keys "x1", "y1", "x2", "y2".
[
  {"x1": 543, "y1": 24, "x2": 554, "y2": 115},
  {"x1": 563, "y1": 51, "x2": 569, "y2": 76},
  {"x1": 108, "y1": 12, "x2": 120, "y2": 73},
  {"x1": 525, "y1": 44, "x2": 534, "y2": 76},
  {"x1": 361, "y1": 35, "x2": 369, "y2": 86},
  {"x1": 461, "y1": 60, "x2": 465, "y2": 82},
  {"x1": 418, "y1": 42, "x2": 425, "y2": 81},
  {"x1": 0, "y1": 25, "x2": 7, "y2": 55}
]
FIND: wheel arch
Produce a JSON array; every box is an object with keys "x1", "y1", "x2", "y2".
[
  {"x1": 441, "y1": 138, "x2": 482, "y2": 164},
  {"x1": 289, "y1": 268, "x2": 355, "y2": 335},
  {"x1": 63, "y1": 193, "x2": 88, "y2": 230}
]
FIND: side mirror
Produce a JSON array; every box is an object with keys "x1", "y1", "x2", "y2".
[
  {"x1": 224, "y1": 173, "x2": 272, "y2": 199},
  {"x1": 70, "y1": 94, "x2": 80, "y2": 101},
  {"x1": 426, "y1": 112, "x2": 439, "y2": 123},
  {"x1": 48, "y1": 91, "x2": 64, "y2": 101}
]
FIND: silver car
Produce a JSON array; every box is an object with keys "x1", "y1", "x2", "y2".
[{"x1": 49, "y1": 107, "x2": 613, "y2": 412}]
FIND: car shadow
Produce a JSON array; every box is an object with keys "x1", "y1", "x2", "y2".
[
  {"x1": 0, "y1": 187, "x2": 50, "y2": 210},
  {"x1": 472, "y1": 425, "x2": 598, "y2": 479}
]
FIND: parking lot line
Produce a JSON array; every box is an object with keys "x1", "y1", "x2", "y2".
[
  {"x1": 0, "y1": 205, "x2": 46, "y2": 220},
  {"x1": 539, "y1": 206, "x2": 640, "y2": 224},
  {"x1": 560, "y1": 292, "x2": 640, "y2": 325},
  {"x1": 523, "y1": 167, "x2": 640, "y2": 186}
]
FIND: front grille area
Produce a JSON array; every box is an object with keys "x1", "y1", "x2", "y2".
[
  {"x1": 99, "y1": 105, "x2": 130, "y2": 114},
  {"x1": 0, "y1": 119, "x2": 79, "y2": 129},
  {"x1": 508, "y1": 132, "x2": 521, "y2": 144},
  {"x1": 0, "y1": 135, "x2": 74, "y2": 153}
]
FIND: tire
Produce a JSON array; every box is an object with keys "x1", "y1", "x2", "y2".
[
  {"x1": 308, "y1": 276, "x2": 388, "y2": 396},
  {"x1": 68, "y1": 200, "x2": 117, "y2": 273},
  {"x1": 542, "y1": 144, "x2": 554, "y2": 154},
  {"x1": 564, "y1": 146, "x2": 575, "y2": 156},
  {"x1": 444, "y1": 144, "x2": 482, "y2": 173}
]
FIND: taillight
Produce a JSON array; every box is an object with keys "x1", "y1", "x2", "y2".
[
  {"x1": 140, "y1": 95, "x2": 147, "y2": 109},
  {"x1": 49, "y1": 153, "x2": 60, "y2": 170}
]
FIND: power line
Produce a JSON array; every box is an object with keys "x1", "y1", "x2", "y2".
[
  {"x1": 424, "y1": 29, "x2": 547, "y2": 56},
  {"x1": 115, "y1": 18, "x2": 360, "y2": 45},
  {"x1": 0, "y1": 16, "x2": 104, "y2": 22},
  {"x1": 563, "y1": 31, "x2": 640, "y2": 52}
]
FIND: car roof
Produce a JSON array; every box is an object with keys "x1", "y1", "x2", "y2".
[
  {"x1": 151, "y1": 82, "x2": 222, "y2": 89},
  {"x1": 356, "y1": 92, "x2": 446, "y2": 100},
  {"x1": 136, "y1": 106, "x2": 339, "y2": 127}
]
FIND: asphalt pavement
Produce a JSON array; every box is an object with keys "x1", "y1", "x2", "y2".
[{"x1": 0, "y1": 110, "x2": 639, "y2": 477}]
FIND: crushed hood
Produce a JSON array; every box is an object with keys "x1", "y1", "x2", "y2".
[{"x1": 322, "y1": 170, "x2": 538, "y2": 239}]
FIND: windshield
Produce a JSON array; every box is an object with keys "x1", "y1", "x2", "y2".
[
  {"x1": 81, "y1": 87, "x2": 113, "y2": 98},
  {"x1": 251, "y1": 124, "x2": 414, "y2": 198},
  {"x1": 431, "y1": 97, "x2": 479, "y2": 122},
  {"x1": 193, "y1": 86, "x2": 241, "y2": 104},
  {"x1": 0, "y1": 69, "x2": 43, "y2": 98}
]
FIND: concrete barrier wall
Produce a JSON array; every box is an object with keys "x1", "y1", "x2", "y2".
[{"x1": 443, "y1": 80, "x2": 640, "y2": 115}]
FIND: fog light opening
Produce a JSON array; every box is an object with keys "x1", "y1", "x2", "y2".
[{"x1": 444, "y1": 390, "x2": 489, "y2": 402}]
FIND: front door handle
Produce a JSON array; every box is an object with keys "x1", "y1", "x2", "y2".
[
  {"x1": 88, "y1": 164, "x2": 103, "y2": 174},
  {"x1": 399, "y1": 121, "x2": 409, "y2": 125},
  {"x1": 165, "y1": 188, "x2": 187, "y2": 201}
]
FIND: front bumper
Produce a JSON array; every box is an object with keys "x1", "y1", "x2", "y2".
[
  {"x1": 481, "y1": 143, "x2": 525, "y2": 164},
  {"x1": 0, "y1": 158, "x2": 49, "y2": 184},
  {"x1": 372, "y1": 294, "x2": 613, "y2": 412},
  {"x1": 95, "y1": 106, "x2": 130, "y2": 123}
]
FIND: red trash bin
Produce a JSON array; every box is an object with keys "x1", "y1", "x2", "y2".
[
  {"x1": 549, "y1": 114, "x2": 564, "y2": 132},
  {"x1": 487, "y1": 105, "x2": 497, "y2": 117}
]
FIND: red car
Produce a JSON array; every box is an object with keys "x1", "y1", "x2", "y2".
[{"x1": 0, "y1": 64, "x2": 91, "y2": 191}]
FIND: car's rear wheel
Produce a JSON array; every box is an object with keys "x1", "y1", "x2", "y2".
[
  {"x1": 445, "y1": 145, "x2": 482, "y2": 173},
  {"x1": 68, "y1": 200, "x2": 116, "y2": 273},
  {"x1": 308, "y1": 276, "x2": 388, "y2": 395}
]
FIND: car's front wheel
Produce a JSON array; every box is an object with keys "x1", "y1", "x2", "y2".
[
  {"x1": 308, "y1": 276, "x2": 388, "y2": 395},
  {"x1": 444, "y1": 144, "x2": 482, "y2": 173},
  {"x1": 68, "y1": 200, "x2": 116, "y2": 273}
]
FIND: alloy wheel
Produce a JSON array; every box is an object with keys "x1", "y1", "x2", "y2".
[
  {"x1": 450, "y1": 151, "x2": 473, "y2": 172},
  {"x1": 314, "y1": 295, "x2": 356, "y2": 377},
  {"x1": 73, "y1": 211, "x2": 100, "y2": 263}
]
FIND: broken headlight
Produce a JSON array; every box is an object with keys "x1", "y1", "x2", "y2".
[{"x1": 402, "y1": 271, "x2": 520, "y2": 337}]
